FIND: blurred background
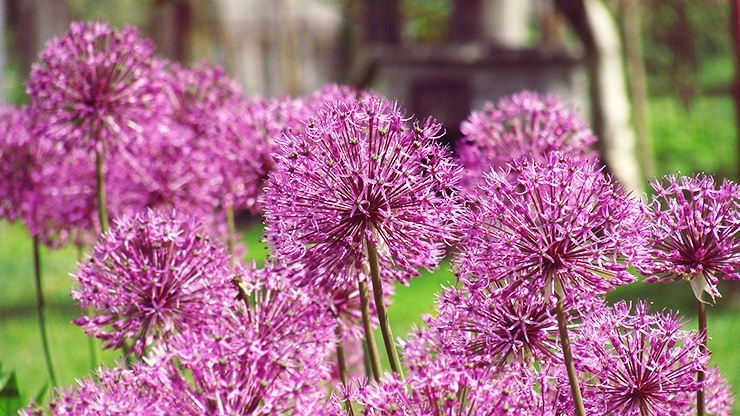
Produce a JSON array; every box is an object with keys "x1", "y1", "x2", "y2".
[
  {"x1": 1, "y1": 0, "x2": 737, "y2": 186},
  {"x1": 1, "y1": 0, "x2": 740, "y2": 412}
]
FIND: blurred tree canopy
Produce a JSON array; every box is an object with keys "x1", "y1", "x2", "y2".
[{"x1": 641, "y1": 0, "x2": 732, "y2": 103}]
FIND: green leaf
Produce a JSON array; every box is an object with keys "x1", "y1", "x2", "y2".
[{"x1": 0, "y1": 367, "x2": 23, "y2": 416}]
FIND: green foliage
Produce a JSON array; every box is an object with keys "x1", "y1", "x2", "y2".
[
  {"x1": 648, "y1": 95, "x2": 737, "y2": 181},
  {"x1": 0, "y1": 363, "x2": 22, "y2": 416},
  {"x1": 642, "y1": 0, "x2": 732, "y2": 97}
]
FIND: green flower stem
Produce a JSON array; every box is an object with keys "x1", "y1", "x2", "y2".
[
  {"x1": 78, "y1": 245, "x2": 100, "y2": 372},
  {"x1": 336, "y1": 326, "x2": 348, "y2": 386},
  {"x1": 697, "y1": 297, "x2": 707, "y2": 416},
  {"x1": 32, "y1": 236, "x2": 57, "y2": 387},
  {"x1": 95, "y1": 148, "x2": 109, "y2": 234},
  {"x1": 225, "y1": 203, "x2": 236, "y2": 258},
  {"x1": 335, "y1": 326, "x2": 356, "y2": 414},
  {"x1": 366, "y1": 240, "x2": 404, "y2": 380},
  {"x1": 555, "y1": 293, "x2": 585, "y2": 416},
  {"x1": 358, "y1": 280, "x2": 381, "y2": 381}
]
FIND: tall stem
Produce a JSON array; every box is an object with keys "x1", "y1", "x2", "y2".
[
  {"x1": 555, "y1": 293, "x2": 585, "y2": 416},
  {"x1": 358, "y1": 280, "x2": 381, "y2": 381},
  {"x1": 225, "y1": 203, "x2": 236, "y2": 257},
  {"x1": 78, "y1": 245, "x2": 100, "y2": 372},
  {"x1": 366, "y1": 240, "x2": 404, "y2": 380},
  {"x1": 32, "y1": 236, "x2": 57, "y2": 387},
  {"x1": 697, "y1": 297, "x2": 707, "y2": 416},
  {"x1": 335, "y1": 326, "x2": 356, "y2": 414},
  {"x1": 336, "y1": 326, "x2": 348, "y2": 385},
  {"x1": 95, "y1": 148, "x2": 109, "y2": 234}
]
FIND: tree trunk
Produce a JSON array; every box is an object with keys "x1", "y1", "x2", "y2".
[
  {"x1": 556, "y1": 0, "x2": 643, "y2": 193},
  {"x1": 620, "y1": 0, "x2": 653, "y2": 180}
]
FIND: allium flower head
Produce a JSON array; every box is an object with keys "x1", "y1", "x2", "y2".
[
  {"x1": 263, "y1": 97, "x2": 462, "y2": 288},
  {"x1": 0, "y1": 106, "x2": 34, "y2": 222},
  {"x1": 0, "y1": 106, "x2": 103, "y2": 246},
  {"x1": 27, "y1": 20, "x2": 167, "y2": 152},
  {"x1": 72, "y1": 208, "x2": 237, "y2": 356},
  {"x1": 212, "y1": 94, "x2": 308, "y2": 213},
  {"x1": 20, "y1": 365, "x2": 182, "y2": 416},
  {"x1": 684, "y1": 366, "x2": 735, "y2": 416},
  {"x1": 455, "y1": 152, "x2": 645, "y2": 304},
  {"x1": 167, "y1": 62, "x2": 244, "y2": 139},
  {"x1": 334, "y1": 358, "x2": 555, "y2": 415},
  {"x1": 457, "y1": 91, "x2": 596, "y2": 192},
  {"x1": 574, "y1": 301, "x2": 708, "y2": 416},
  {"x1": 144, "y1": 262, "x2": 335, "y2": 415},
  {"x1": 434, "y1": 286, "x2": 559, "y2": 368},
  {"x1": 637, "y1": 173, "x2": 740, "y2": 301},
  {"x1": 111, "y1": 121, "x2": 218, "y2": 220}
]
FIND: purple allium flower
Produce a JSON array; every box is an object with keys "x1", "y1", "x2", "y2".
[
  {"x1": 111, "y1": 121, "x2": 218, "y2": 220},
  {"x1": 637, "y1": 173, "x2": 740, "y2": 301},
  {"x1": 31, "y1": 264, "x2": 336, "y2": 416},
  {"x1": 27, "y1": 147, "x2": 100, "y2": 247},
  {"x1": 334, "y1": 359, "x2": 556, "y2": 415},
  {"x1": 72, "y1": 208, "x2": 237, "y2": 356},
  {"x1": 20, "y1": 365, "x2": 183, "y2": 416},
  {"x1": 0, "y1": 106, "x2": 102, "y2": 247},
  {"x1": 455, "y1": 152, "x2": 645, "y2": 304},
  {"x1": 574, "y1": 301, "x2": 708, "y2": 416},
  {"x1": 434, "y1": 286, "x2": 559, "y2": 368},
  {"x1": 142, "y1": 262, "x2": 335, "y2": 415},
  {"x1": 27, "y1": 21, "x2": 168, "y2": 153},
  {"x1": 0, "y1": 106, "x2": 34, "y2": 223},
  {"x1": 164, "y1": 62, "x2": 245, "y2": 212},
  {"x1": 683, "y1": 366, "x2": 735, "y2": 416},
  {"x1": 457, "y1": 91, "x2": 596, "y2": 193},
  {"x1": 263, "y1": 97, "x2": 462, "y2": 289},
  {"x1": 212, "y1": 94, "x2": 305, "y2": 214}
]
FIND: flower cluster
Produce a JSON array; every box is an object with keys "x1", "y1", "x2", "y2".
[
  {"x1": 7, "y1": 19, "x2": 736, "y2": 416},
  {"x1": 574, "y1": 301, "x2": 709, "y2": 415}
]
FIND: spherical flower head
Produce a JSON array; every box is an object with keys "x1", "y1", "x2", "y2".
[
  {"x1": 333, "y1": 363, "x2": 554, "y2": 415},
  {"x1": 683, "y1": 366, "x2": 735, "y2": 416},
  {"x1": 457, "y1": 91, "x2": 597, "y2": 193},
  {"x1": 167, "y1": 62, "x2": 244, "y2": 138},
  {"x1": 263, "y1": 97, "x2": 462, "y2": 289},
  {"x1": 0, "y1": 106, "x2": 34, "y2": 223},
  {"x1": 21, "y1": 365, "x2": 184, "y2": 416},
  {"x1": 434, "y1": 285, "x2": 559, "y2": 368},
  {"x1": 110, "y1": 121, "x2": 219, "y2": 221},
  {"x1": 27, "y1": 147, "x2": 99, "y2": 247},
  {"x1": 211, "y1": 94, "x2": 307, "y2": 213},
  {"x1": 573, "y1": 301, "x2": 709, "y2": 416},
  {"x1": 454, "y1": 152, "x2": 645, "y2": 305},
  {"x1": 637, "y1": 173, "x2": 740, "y2": 301},
  {"x1": 0, "y1": 106, "x2": 101, "y2": 247},
  {"x1": 144, "y1": 262, "x2": 335, "y2": 415},
  {"x1": 27, "y1": 20, "x2": 167, "y2": 153},
  {"x1": 71, "y1": 208, "x2": 238, "y2": 357}
]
